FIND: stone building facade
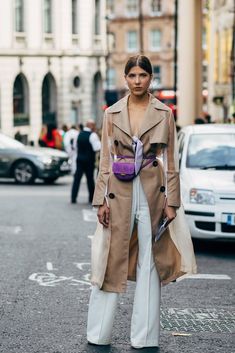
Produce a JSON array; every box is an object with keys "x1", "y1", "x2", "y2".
[
  {"x1": 105, "y1": 0, "x2": 175, "y2": 105},
  {"x1": 0, "y1": 0, "x2": 106, "y2": 144}
]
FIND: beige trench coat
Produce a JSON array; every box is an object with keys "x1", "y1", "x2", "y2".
[{"x1": 92, "y1": 94, "x2": 197, "y2": 293}]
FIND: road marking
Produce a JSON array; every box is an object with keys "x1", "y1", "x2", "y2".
[
  {"x1": 46, "y1": 262, "x2": 57, "y2": 271},
  {"x1": 74, "y1": 262, "x2": 90, "y2": 270},
  {"x1": 82, "y1": 209, "x2": 97, "y2": 222},
  {"x1": 14, "y1": 226, "x2": 22, "y2": 234},
  {"x1": 29, "y1": 272, "x2": 91, "y2": 287},
  {"x1": 29, "y1": 262, "x2": 92, "y2": 288},
  {"x1": 177, "y1": 273, "x2": 231, "y2": 281},
  {"x1": 88, "y1": 235, "x2": 93, "y2": 240},
  {"x1": 0, "y1": 225, "x2": 22, "y2": 234}
]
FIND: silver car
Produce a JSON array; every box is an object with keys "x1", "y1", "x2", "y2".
[{"x1": 0, "y1": 133, "x2": 71, "y2": 184}]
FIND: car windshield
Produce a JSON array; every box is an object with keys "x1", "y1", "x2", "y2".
[
  {"x1": 0, "y1": 134, "x2": 25, "y2": 148},
  {"x1": 186, "y1": 133, "x2": 235, "y2": 170}
]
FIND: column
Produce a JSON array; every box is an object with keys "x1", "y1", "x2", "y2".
[{"x1": 177, "y1": 0, "x2": 202, "y2": 126}]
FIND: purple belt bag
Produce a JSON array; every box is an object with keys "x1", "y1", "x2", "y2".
[
  {"x1": 112, "y1": 155, "x2": 155, "y2": 182},
  {"x1": 112, "y1": 157, "x2": 136, "y2": 181}
]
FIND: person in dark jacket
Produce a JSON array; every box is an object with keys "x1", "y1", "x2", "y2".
[{"x1": 71, "y1": 120, "x2": 101, "y2": 204}]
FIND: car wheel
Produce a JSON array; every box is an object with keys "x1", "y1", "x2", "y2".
[
  {"x1": 43, "y1": 177, "x2": 58, "y2": 184},
  {"x1": 13, "y1": 160, "x2": 36, "y2": 184}
]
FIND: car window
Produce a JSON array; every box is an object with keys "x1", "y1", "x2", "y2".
[
  {"x1": 186, "y1": 133, "x2": 235, "y2": 169},
  {"x1": 0, "y1": 134, "x2": 24, "y2": 148}
]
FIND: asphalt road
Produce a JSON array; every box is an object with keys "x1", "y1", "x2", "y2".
[{"x1": 0, "y1": 175, "x2": 234, "y2": 353}]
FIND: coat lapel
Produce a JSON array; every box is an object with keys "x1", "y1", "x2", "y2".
[
  {"x1": 107, "y1": 93, "x2": 169, "y2": 139},
  {"x1": 109, "y1": 95, "x2": 132, "y2": 138},
  {"x1": 138, "y1": 95, "x2": 169, "y2": 138}
]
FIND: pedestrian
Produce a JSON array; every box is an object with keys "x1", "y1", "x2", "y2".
[
  {"x1": 87, "y1": 55, "x2": 196, "y2": 349},
  {"x1": 63, "y1": 125, "x2": 79, "y2": 174},
  {"x1": 40, "y1": 123, "x2": 63, "y2": 149},
  {"x1": 71, "y1": 120, "x2": 101, "y2": 204}
]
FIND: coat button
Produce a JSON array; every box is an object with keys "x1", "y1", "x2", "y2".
[
  {"x1": 109, "y1": 193, "x2": 115, "y2": 199},
  {"x1": 160, "y1": 186, "x2": 165, "y2": 193},
  {"x1": 153, "y1": 160, "x2": 158, "y2": 167},
  {"x1": 114, "y1": 140, "x2": 119, "y2": 146}
]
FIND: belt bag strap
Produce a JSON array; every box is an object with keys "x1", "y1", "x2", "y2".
[{"x1": 132, "y1": 136, "x2": 143, "y2": 175}]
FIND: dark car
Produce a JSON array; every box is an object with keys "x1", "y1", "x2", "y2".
[{"x1": 0, "y1": 133, "x2": 71, "y2": 184}]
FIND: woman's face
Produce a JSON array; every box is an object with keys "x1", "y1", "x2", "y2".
[{"x1": 125, "y1": 65, "x2": 152, "y2": 97}]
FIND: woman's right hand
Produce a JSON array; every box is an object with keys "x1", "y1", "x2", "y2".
[{"x1": 97, "y1": 200, "x2": 110, "y2": 228}]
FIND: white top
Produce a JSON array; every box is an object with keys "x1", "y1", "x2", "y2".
[{"x1": 83, "y1": 127, "x2": 101, "y2": 152}]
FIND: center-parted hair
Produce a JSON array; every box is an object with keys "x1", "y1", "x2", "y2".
[{"x1": 124, "y1": 55, "x2": 153, "y2": 75}]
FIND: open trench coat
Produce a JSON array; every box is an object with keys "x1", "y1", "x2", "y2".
[{"x1": 92, "y1": 94, "x2": 197, "y2": 293}]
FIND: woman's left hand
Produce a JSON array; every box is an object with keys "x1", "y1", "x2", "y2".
[{"x1": 164, "y1": 204, "x2": 177, "y2": 222}]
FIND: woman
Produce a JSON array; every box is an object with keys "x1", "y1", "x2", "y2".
[
  {"x1": 87, "y1": 55, "x2": 196, "y2": 349},
  {"x1": 40, "y1": 123, "x2": 63, "y2": 150}
]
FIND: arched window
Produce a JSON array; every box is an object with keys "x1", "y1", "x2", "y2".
[
  {"x1": 42, "y1": 73, "x2": 57, "y2": 125},
  {"x1": 13, "y1": 74, "x2": 29, "y2": 126},
  {"x1": 15, "y1": 0, "x2": 24, "y2": 32}
]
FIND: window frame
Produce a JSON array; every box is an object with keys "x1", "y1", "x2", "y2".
[
  {"x1": 126, "y1": 0, "x2": 138, "y2": 17},
  {"x1": 149, "y1": 29, "x2": 162, "y2": 51},
  {"x1": 126, "y1": 30, "x2": 138, "y2": 53},
  {"x1": 14, "y1": 0, "x2": 24, "y2": 33},
  {"x1": 43, "y1": 0, "x2": 53, "y2": 34},
  {"x1": 72, "y1": 0, "x2": 78, "y2": 35}
]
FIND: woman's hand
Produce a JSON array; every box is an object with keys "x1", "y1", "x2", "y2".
[
  {"x1": 163, "y1": 203, "x2": 177, "y2": 222},
  {"x1": 97, "y1": 200, "x2": 110, "y2": 228}
]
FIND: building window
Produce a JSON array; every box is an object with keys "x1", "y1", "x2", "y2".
[
  {"x1": 153, "y1": 66, "x2": 161, "y2": 87},
  {"x1": 127, "y1": 31, "x2": 138, "y2": 52},
  {"x1": 15, "y1": 0, "x2": 24, "y2": 32},
  {"x1": 106, "y1": 0, "x2": 115, "y2": 16},
  {"x1": 150, "y1": 29, "x2": 161, "y2": 51},
  {"x1": 126, "y1": 0, "x2": 138, "y2": 16},
  {"x1": 72, "y1": 0, "x2": 78, "y2": 34},
  {"x1": 107, "y1": 68, "x2": 116, "y2": 89},
  {"x1": 151, "y1": 0, "x2": 162, "y2": 14},
  {"x1": 13, "y1": 74, "x2": 29, "y2": 126},
  {"x1": 95, "y1": 0, "x2": 101, "y2": 35},
  {"x1": 42, "y1": 73, "x2": 57, "y2": 125},
  {"x1": 44, "y1": 0, "x2": 52, "y2": 34}
]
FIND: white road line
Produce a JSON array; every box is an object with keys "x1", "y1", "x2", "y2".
[
  {"x1": 14, "y1": 226, "x2": 22, "y2": 234},
  {"x1": 177, "y1": 273, "x2": 231, "y2": 281},
  {"x1": 88, "y1": 235, "x2": 93, "y2": 240},
  {"x1": 74, "y1": 262, "x2": 90, "y2": 270},
  {"x1": 46, "y1": 262, "x2": 54, "y2": 271},
  {"x1": 46, "y1": 262, "x2": 57, "y2": 271}
]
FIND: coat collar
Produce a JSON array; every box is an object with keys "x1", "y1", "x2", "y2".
[{"x1": 107, "y1": 94, "x2": 169, "y2": 138}]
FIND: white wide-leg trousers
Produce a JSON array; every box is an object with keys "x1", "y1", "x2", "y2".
[{"x1": 87, "y1": 176, "x2": 161, "y2": 348}]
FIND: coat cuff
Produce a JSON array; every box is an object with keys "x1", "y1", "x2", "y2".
[{"x1": 166, "y1": 171, "x2": 181, "y2": 208}]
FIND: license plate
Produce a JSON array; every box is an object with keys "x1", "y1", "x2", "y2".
[{"x1": 222, "y1": 213, "x2": 235, "y2": 225}]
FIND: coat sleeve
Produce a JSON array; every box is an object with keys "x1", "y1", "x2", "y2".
[
  {"x1": 92, "y1": 111, "x2": 111, "y2": 206},
  {"x1": 165, "y1": 111, "x2": 181, "y2": 208}
]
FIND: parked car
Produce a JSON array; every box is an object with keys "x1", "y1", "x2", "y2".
[
  {"x1": 178, "y1": 124, "x2": 235, "y2": 240},
  {"x1": 0, "y1": 133, "x2": 71, "y2": 184}
]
